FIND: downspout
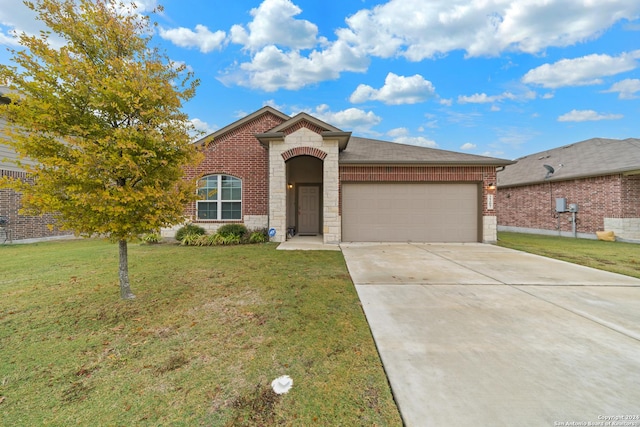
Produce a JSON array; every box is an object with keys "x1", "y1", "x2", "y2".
[{"x1": 549, "y1": 180, "x2": 560, "y2": 236}]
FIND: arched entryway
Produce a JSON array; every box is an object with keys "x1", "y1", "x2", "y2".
[
  {"x1": 286, "y1": 155, "x2": 323, "y2": 236},
  {"x1": 260, "y1": 122, "x2": 345, "y2": 244}
]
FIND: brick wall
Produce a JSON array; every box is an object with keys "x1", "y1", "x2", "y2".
[
  {"x1": 0, "y1": 169, "x2": 72, "y2": 242},
  {"x1": 496, "y1": 174, "x2": 634, "y2": 234},
  {"x1": 184, "y1": 111, "x2": 286, "y2": 223},
  {"x1": 338, "y1": 165, "x2": 498, "y2": 216},
  {"x1": 282, "y1": 120, "x2": 326, "y2": 136},
  {"x1": 622, "y1": 175, "x2": 640, "y2": 217}
]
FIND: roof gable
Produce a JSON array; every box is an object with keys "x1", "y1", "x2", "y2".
[
  {"x1": 268, "y1": 112, "x2": 343, "y2": 134},
  {"x1": 255, "y1": 112, "x2": 351, "y2": 150},
  {"x1": 498, "y1": 137, "x2": 640, "y2": 187},
  {"x1": 193, "y1": 106, "x2": 289, "y2": 146}
]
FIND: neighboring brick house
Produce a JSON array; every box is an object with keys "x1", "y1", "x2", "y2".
[
  {"x1": 497, "y1": 138, "x2": 640, "y2": 242},
  {"x1": 168, "y1": 106, "x2": 514, "y2": 244},
  {"x1": 0, "y1": 87, "x2": 72, "y2": 243}
]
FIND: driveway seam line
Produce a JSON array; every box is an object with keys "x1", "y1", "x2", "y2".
[
  {"x1": 509, "y1": 284, "x2": 640, "y2": 343},
  {"x1": 408, "y1": 243, "x2": 640, "y2": 342},
  {"x1": 409, "y1": 242, "x2": 508, "y2": 285}
]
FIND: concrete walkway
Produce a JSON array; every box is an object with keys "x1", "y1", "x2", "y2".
[
  {"x1": 341, "y1": 242, "x2": 640, "y2": 426},
  {"x1": 276, "y1": 235, "x2": 340, "y2": 251}
]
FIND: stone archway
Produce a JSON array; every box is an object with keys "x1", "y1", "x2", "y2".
[
  {"x1": 285, "y1": 154, "x2": 324, "y2": 236},
  {"x1": 264, "y1": 127, "x2": 342, "y2": 244}
]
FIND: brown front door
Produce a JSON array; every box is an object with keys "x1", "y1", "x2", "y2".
[{"x1": 298, "y1": 186, "x2": 320, "y2": 235}]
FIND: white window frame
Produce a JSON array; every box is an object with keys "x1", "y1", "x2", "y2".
[{"x1": 196, "y1": 174, "x2": 242, "y2": 221}]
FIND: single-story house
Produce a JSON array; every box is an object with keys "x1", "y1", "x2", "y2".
[
  {"x1": 170, "y1": 106, "x2": 514, "y2": 244},
  {"x1": 0, "y1": 87, "x2": 72, "y2": 242},
  {"x1": 497, "y1": 137, "x2": 640, "y2": 242}
]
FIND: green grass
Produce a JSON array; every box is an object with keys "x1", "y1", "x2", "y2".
[
  {"x1": 0, "y1": 239, "x2": 402, "y2": 426},
  {"x1": 497, "y1": 232, "x2": 640, "y2": 279}
]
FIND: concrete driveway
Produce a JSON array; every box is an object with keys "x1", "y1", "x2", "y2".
[{"x1": 341, "y1": 242, "x2": 640, "y2": 426}]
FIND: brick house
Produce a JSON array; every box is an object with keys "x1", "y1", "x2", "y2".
[
  {"x1": 170, "y1": 106, "x2": 514, "y2": 244},
  {"x1": 497, "y1": 138, "x2": 640, "y2": 242},
  {"x1": 0, "y1": 87, "x2": 72, "y2": 243}
]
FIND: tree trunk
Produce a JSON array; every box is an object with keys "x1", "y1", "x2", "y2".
[{"x1": 118, "y1": 239, "x2": 136, "y2": 300}]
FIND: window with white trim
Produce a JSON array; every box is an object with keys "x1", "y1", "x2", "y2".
[{"x1": 197, "y1": 175, "x2": 242, "y2": 220}]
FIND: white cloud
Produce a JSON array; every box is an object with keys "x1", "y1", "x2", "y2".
[
  {"x1": 459, "y1": 92, "x2": 506, "y2": 104},
  {"x1": 230, "y1": 0, "x2": 319, "y2": 51},
  {"x1": 460, "y1": 143, "x2": 477, "y2": 150},
  {"x1": 457, "y1": 90, "x2": 534, "y2": 104},
  {"x1": 350, "y1": 73, "x2": 436, "y2": 105},
  {"x1": 219, "y1": 0, "x2": 372, "y2": 91},
  {"x1": 190, "y1": 118, "x2": 217, "y2": 135},
  {"x1": 262, "y1": 99, "x2": 286, "y2": 111},
  {"x1": 393, "y1": 136, "x2": 438, "y2": 148},
  {"x1": 114, "y1": 0, "x2": 158, "y2": 15},
  {"x1": 221, "y1": 40, "x2": 368, "y2": 91},
  {"x1": 0, "y1": 29, "x2": 19, "y2": 46},
  {"x1": 169, "y1": 60, "x2": 193, "y2": 73},
  {"x1": 202, "y1": 0, "x2": 640, "y2": 92},
  {"x1": 557, "y1": 109, "x2": 624, "y2": 122},
  {"x1": 303, "y1": 104, "x2": 381, "y2": 134},
  {"x1": 298, "y1": 104, "x2": 382, "y2": 134},
  {"x1": 334, "y1": 0, "x2": 640, "y2": 60},
  {"x1": 482, "y1": 150, "x2": 506, "y2": 158},
  {"x1": 0, "y1": 0, "x2": 161, "y2": 49},
  {"x1": 522, "y1": 51, "x2": 640, "y2": 88},
  {"x1": 159, "y1": 25, "x2": 226, "y2": 53},
  {"x1": 387, "y1": 127, "x2": 409, "y2": 138},
  {"x1": 0, "y1": 0, "x2": 64, "y2": 48},
  {"x1": 439, "y1": 98, "x2": 453, "y2": 106},
  {"x1": 603, "y1": 78, "x2": 640, "y2": 99},
  {"x1": 132, "y1": 0, "x2": 158, "y2": 10}
]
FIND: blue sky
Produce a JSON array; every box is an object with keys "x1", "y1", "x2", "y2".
[{"x1": 1, "y1": 0, "x2": 639, "y2": 160}]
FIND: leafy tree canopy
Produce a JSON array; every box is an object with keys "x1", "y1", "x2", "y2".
[{"x1": 0, "y1": 0, "x2": 203, "y2": 298}]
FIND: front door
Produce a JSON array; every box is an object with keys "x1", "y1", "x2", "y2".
[{"x1": 298, "y1": 186, "x2": 320, "y2": 235}]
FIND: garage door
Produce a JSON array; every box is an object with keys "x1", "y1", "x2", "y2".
[{"x1": 342, "y1": 183, "x2": 479, "y2": 242}]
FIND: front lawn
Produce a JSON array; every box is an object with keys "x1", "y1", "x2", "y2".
[
  {"x1": 0, "y1": 239, "x2": 402, "y2": 426},
  {"x1": 497, "y1": 232, "x2": 640, "y2": 279}
]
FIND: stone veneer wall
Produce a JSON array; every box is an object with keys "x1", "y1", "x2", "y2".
[{"x1": 268, "y1": 128, "x2": 341, "y2": 244}]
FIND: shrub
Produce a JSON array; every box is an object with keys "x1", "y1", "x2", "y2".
[
  {"x1": 141, "y1": 232, "x2": 162, "y2": 244},
  {"x1": 175, "y1": 224, "x2": 205, "y2": 242},
  {"x1": 180, "y1": 231, "x2": 205, "y2": 246},
  {"x1": 180, "y1": 233, "x2": 242, "y2": 246},
  {"x1": 204, "y1": 234, "x2": 224, "y2": 246},
  {"x1": 218, "y1": 233, "x2": 241, "y2": 245},
  {"x1": 249, "y1": 230, "x2": 268, "y2": 244},
  {"x1": 217, "y1": 224, "x2": 248, "y2": 238}
]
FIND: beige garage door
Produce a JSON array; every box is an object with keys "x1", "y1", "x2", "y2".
[{"x1": 342, "y1": 183, "x2": 479, "y2": 242}]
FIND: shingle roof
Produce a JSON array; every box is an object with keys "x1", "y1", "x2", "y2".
[
  {"x1": 497, "y1": 137, "x2": 640, "y2": 187},
  {"x1": 339, "y1": 136, "x2": 515, "y2": 166},
  {"x1": 191, "y1": 106, "x2": 514, "y2": 166}
]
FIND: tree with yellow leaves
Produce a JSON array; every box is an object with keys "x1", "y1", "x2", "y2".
[{"x1": 0, "y1": 0, "x2": 202, "y2": 299}]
